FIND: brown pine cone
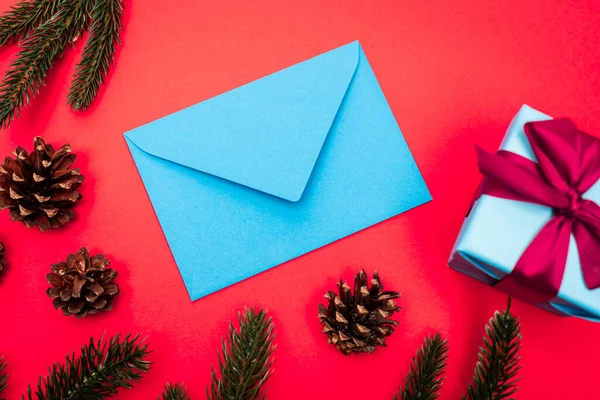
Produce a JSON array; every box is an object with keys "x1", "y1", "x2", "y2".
[
  {"x1": 0, "y1": 242, "x2": 5, "y2": 274},
  {"x1": 318, "y1": 270, "x2": 400, "y2": 355},
  {"x1": 46, "y1": 248, "x2": 119, "y2": 318},
  {"x1": 0, "y1": 137, "x2": 84, "y2": 232}
]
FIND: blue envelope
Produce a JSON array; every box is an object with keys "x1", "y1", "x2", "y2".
[{"x1": 125, "y1": 41, "x2": 431, "y2": 300}]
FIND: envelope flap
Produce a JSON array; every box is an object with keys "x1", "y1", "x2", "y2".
[{"x1": 124, "y1": 41, "x2": 360, "y2": 202}]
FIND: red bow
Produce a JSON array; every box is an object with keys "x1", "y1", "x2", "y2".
[{"x1": 476, "y1": 118, "x2": 600, "y2": 303}]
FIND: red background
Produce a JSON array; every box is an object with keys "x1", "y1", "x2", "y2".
[{"x1": 1, "y1": 0, "x2": 599, "y2": 398}]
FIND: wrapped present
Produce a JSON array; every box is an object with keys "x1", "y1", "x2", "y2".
[{"x1": 449, "y1": 105, "x2": 600, "y2": 321}]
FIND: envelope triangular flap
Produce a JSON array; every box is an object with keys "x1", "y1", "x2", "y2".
[{"x1": 125, "y1": 41, "x2": 360, "y2": 202}]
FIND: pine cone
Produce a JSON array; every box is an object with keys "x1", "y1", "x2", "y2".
[
  {"x1": 318, "y1": 270, "x2": 400, "y2": 355},
  {"x1": 0, "y1": 137, "x2": 84, "y2": 232},
  {"x1": 0, "y1": 242, "x2": 5, "y2": 274},
  {"x1": 46, "y1": 248, "x2": 119, "y2": 318}
]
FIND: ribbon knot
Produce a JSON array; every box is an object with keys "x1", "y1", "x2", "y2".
[
  {"x1": 556, "y1": 189, "x2": 584, "y2": 219},
  {"x1": 476, "y1": 118, "x2": 600, "y2": 303}
]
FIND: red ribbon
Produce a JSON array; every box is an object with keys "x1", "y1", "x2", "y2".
[{"x1": 476, "y1": 118, "x2": 600, "y2": 304}]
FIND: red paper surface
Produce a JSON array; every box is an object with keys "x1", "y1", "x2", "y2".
[{"x1": 1, "y1": 1, "x2": 599, "y2": 398}]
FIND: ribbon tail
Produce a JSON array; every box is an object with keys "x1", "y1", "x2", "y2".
[
  {"x1": 476, "y1": 146, "x2": 567, "y2": 208},
  {"x1": 495, "y1": 216, "x2": 572, "y2": 303},
  {"x1": 574, "y1": 201, "x2": 600, "y2": 289}
]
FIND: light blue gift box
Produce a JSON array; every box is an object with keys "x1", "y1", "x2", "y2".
[{"x1": 449, "y1": 105, "x2": 600, "y2": 321}]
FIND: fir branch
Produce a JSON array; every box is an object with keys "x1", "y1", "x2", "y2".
[
  {"x1": 0, "y1": 0, "x2": 58, "y2": 47},
  {"x1": 159, "y1": 383, "x2": 190, "y2": 400},
  {"x1": 395, "y1": 333, "x2": 449, "y2": 400},
  {"x1": 207, "y1": 308, "x2": 276, "y2": 400},
  {"x1": 464, "y1": 298, "x2": 522, "y2": 400},
  {"x1": 24, "y1": 333, "x2": 151, "y2": 400},
  {"x1": 67, "y1": 0, "x2": 123, "y2": 110},
  {"x1": 0, "y1": 0, "x2": 90, "y2": 128},
  {"x1": 0, "y1": 355, "x2": 7, "y2": 396}
]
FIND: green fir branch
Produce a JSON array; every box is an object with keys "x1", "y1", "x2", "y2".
[
  {"x1": 0, "y1": 355, "x2": 7, "y2": 397},
  {"x1": 463, "y1": 298, "x2": 522, "y2": 400},
  {"x1": 0, "y1": 0, "x2": 58, "y2": 46},
  {"x1": 23, "y1": 333, "x2": 151, "y2": 400},
  {"x1": 158, "y1": 383, "x2": 190, "y2": 400},
  {"x1": 207, "y1": 308, "x2": 276, "y2": 400},
  {"x1": 0, "y1": 0, "x2": 89, "y2": 128},
  {"x1": 68, "y1": 0, "x2": 124, "y2": 110},
  {"x1": 395, "y1": 333, "x2": 449, "y2": 400}
]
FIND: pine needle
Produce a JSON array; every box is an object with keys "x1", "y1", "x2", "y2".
[
  {"x1": 0, "y1": 0, "x2": 58, "y2": 46},
  {"x1": 395, "y1": 333, "x2": 449, "y2": 400},
  {"x1": 68, "y1": 0, "x2": 124, "y2": 110},
  {"x1": 158, "y1": 383, "x2": 190, "y2": 400},
  {"x1": 0, "y1": 355, "x2": 7, "y2": 395},
  {"x1": 23, "y1": 333, "x2": 151, "y2": 400},
  {"x1": 207, "y1": 308, "x2": 276, "y2": 400},
  {"x1": 463, "y1": 298, "x2": 522, "y2": 400},
  {"x1": 0, "y1": 0, "x2": 90, "y2": 128}
]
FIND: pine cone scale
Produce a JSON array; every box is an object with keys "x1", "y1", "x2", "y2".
[
  {"x1": 72, "y1": 278, "x2": 86, "y2": 297},
  {"x1": 85, "y1": 292, "x2": 99, "y2": 302},
  {"x1": 68, "y1": 299, "x2": 86, "y2": 314},
  {"x1": 103, "y1": 283, "x2": 119, "y2": 295},
  {"x1": 60, "y1": 288, "x2": 73, "y2": 301},
  {"x1": 87, "y1": 281, "x2": 104, "y2": 295},
  {"x1": 91, "y1": 298, "x2": 108, "y2": 309}
]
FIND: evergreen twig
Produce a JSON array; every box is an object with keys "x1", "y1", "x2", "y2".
[
  {"x1": 395, "y1": 333, "x2": 449, "y2": 400},
  {"x1": 23, "y1": 333, "x2": 151, "y2": 400},
  {"x1": 0, "y1": 0, "x2": 58, "y2": 46},
  {"x1": 68, "y1": 0, "x2": 124, "y2": 110},
  {"x1": 0, "y1": 355, "x2": 7, "y2": 397},
  {"x1": 0, "y1": 0, "x2": 124, "y2": 127},
  {"x1": 0, "y1": 0, "x2": 90, "y2": 128},
  {"x1": 207, "y1": 308, "x2": 276, "y2": 400},
  {"x1": 159, "y1": 383, "x2": 190, "y2": 400},
  {"x1": 463, "y1": 298, "x2": 522, "y2": 400}
]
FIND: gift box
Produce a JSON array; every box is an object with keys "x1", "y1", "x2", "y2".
[{"x1": 449, "y1": 105, "x2": 600, "y2": 321}]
